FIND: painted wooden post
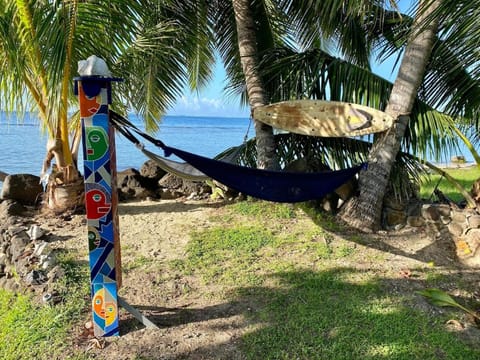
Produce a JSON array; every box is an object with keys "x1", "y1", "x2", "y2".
[{"x1": 75, "y1": 76, "x2": 122, "y2": 337}]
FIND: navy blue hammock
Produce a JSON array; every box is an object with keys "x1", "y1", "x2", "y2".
[{"x1": 110, "y1": 112, "x2": 366, "y2": 203}]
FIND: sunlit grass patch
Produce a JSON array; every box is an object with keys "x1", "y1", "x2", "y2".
[
  {"x1": 241, "y1": 268, "x2": 480, "y2": 360},
  {"x1": 0, "y1": 289, "x2": 65, "y2": 359},
  {"x1": 420, "y1": 166, "x2": 480, "y2": 203},
  {"x1": 182, "y1": 226, "x2": 276, "y2": 284},
  {"x1": 229, "y1": 200, "x2": 296, "y2": 219},
  {"x1": 167, "y1": 199, "x2": 479, "y2": 359}
]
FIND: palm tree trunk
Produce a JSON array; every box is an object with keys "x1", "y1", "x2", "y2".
[
  {"x1": 231, "y1": 0, "x2": 278, "y2": 170},
  {"x1": 339, "y1": 0, "x2": 442, "y2": 231}
]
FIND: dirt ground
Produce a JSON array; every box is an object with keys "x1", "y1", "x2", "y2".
[{"x1": 39, "y1": 198, "x2": 479, "y2": 360}]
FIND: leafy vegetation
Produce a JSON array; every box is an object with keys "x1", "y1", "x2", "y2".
[
  {"x1": 418, "y1": 288, "x2": 480, "y2": 323},
  {"x1": 420, "y1": 166, "x2": 480, "y2": 203}
]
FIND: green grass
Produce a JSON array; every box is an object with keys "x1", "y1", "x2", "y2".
[
  {"x1": 230, "y1": 200, "x2": 296, "y2": 219},
  {"x1": 172, "y1": 201, "x2": 480, "y2": 360},
  {"x1": 420, "y1": 166, "x2": 480, "y2": 203},
  {"x1": 241, "y1": 269, "x2": 479, "y2": 360},
  {"x1": 4, "y1": 196, "x2": 477, "y2": 359},
  {"x1": 176, "y1": 225, "x2": 276, "y2": 285},
  {"x1": 124, "y1": 255, "x2": 156, "y2": 272},
  {"x1": 0, "y1": 254, "x2": 90, "y2": 360}
]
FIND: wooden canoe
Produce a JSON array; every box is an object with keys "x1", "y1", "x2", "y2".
[{"x1": 253, "y1": 100, "x2": 393, "y2": 137}]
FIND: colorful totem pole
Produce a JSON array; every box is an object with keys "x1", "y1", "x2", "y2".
[{"x1": 75, "y1": 76, "x2": 122, "y2": 337}]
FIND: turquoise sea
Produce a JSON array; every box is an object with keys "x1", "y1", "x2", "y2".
[
  {"x1": 0, "y1": 112, "x2": 476, "y2": 189},
  {"x1": 0, "y1": 113, "x2": 254, "y2": 185}
]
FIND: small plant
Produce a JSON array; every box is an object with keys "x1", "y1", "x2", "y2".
[
  {"x1": 417, "y1": 288, "x2": 480, "y2": 325},
  {"x1": 206, "y1": 179, "x2": 225, "y2": 200}
]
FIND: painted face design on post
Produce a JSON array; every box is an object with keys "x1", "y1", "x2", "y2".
[
  {"x1": 104, "y1": 301, "x2": 117, "y2": 327},
  {"x1": 93, "y1": 288, "x2": 117, "y2": 327},
  {"x1": 88, "y1": 226, "x2": 101, "y2": 251},
  {"x1": 79, "y1": 84, "x2": 101, "y2": 117},
  {"x1": 86, "y1": 188, "x2": 111, "y2": 220},
  {"x1": 86, "y1": 126, "x2": 108, "y2": 161}
]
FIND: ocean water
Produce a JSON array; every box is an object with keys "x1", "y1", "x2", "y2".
[
  {"x1": 0, "y1": 113, "x2": 253, "y2": 184},
  {"x1": 0, "y1": 112, "x2": 476, "y2": 189}
]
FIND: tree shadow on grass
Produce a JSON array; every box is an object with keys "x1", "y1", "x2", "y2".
[
  {"x1": 110, "y1": 267, "x2": 480, "y2": 360},
  {"x1": 306, "y1": 208, "x2": 464, "y2": 269},
  {"x1": 235, "y1": 267, "x2": 480, "y2": 360}
]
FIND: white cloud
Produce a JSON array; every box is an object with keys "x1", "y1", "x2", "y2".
[
  {"x1": 168, "y1": 94, "x2": 248, "y2": 118},
  {"x1": 201, "y1": 97, "x2": 223, "y2": 109}
]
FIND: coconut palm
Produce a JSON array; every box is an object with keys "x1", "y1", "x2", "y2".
[
  {"x1": 0, "y1": 1, "x2": 198, "y2": 210},
  {"x1": 185, "y1": 0, "x2": 398, "y2": 170},
  {"x1": 332, "y1": 0, "x2": 480, "y2": 230},
  {"x1": 246, "y1": 0, "x2": 480, "y2": 230},
  {"x1": 339, "y1": 0, "x2": 443, "y2": 231},
  {"x1": 159, "y1": 0, "x2": 291, "y2": 170},
  {"x1": 148, "y1": 0, "x2": 479, "y2": 232},
  {"x1": 231, "y1": 0, "x2": 278, "y2": 169}
]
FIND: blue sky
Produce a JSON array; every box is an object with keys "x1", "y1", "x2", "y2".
[{"x1": 167, "y1": 60, "x2": 250, "y2": 118}]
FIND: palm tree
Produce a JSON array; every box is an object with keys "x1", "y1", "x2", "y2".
[
  {"x1": 250, "y1": 0, "x2": 480, "y2": 231},
  {"x1": 338, "y1": 0, "x2": 443, "y2": 231},
  {"x1": 220, "y1": 0, "x2": 397, "y2": 169},
  {"x1": 0, "y1": 1, "x2": 194, "y2": 211},
  {"x1": 231, "y1": 0, "x2": 277, "y2": 169},
  {"x1": 175, "y1": 0, "x2": 404, "y2": 173}
]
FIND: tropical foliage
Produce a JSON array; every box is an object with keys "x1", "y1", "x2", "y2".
[
  {"x1": 252, "y1": 2, "x2": 479, "y2": 164},
  {"x1": 235, "y1": 1, "x2": 480, "y2": 229},
  {"x1": 1, "y1": 0, "x2": 480, "y2": 225},
  {"x1": 0, "y1": 0, "x2": 209, "y2": 209}
]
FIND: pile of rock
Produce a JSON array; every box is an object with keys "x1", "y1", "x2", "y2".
[
  {"x1": 117, "y1": 160, "x2": 214, "y2": 201},
  {"x1": 445, "y1": 207, "x2": 480, "y2": 267},
  {"x1": 0, "y1": 161, "x2": 237, "y2": 296},
  {"x1": 383, "y1": 196, "x2": 480, "y2": 268},
  {"x1": 0, "y1": 161, "x2": 222, "y2": 205},
  {"x1": 0, "y1": 174, "x2": 43, "y2": 206},
  {"x1": 0, "y1": 200, "x2": 63, "y2": 302}
]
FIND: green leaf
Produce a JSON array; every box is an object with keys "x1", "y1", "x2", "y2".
[
  {"x1": 417, "y1": 288, "x2": 480, "y2": 321},
  {"x1": 417, "y1": 288, "x2": 462, "y2": 308}
]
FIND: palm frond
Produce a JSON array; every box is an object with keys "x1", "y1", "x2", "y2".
[
  {"x1": 161, "y1": 2, "x2": 216, "y2": 91},
  {"x1": 251, "y1": 47, "x2": 469, "y2": 164},
  {"x1": 428, "y1": 0, "x2": 480, "y2": 75},
  {"x1": 215, "y1": 0, "x2": 292, "y2": 106},
  {"x1": 258, "y1": 47, "x2": 390, "y2": 107},
  {"x1": 279, "y1": 0, "x2": 404, "y2": 69}
]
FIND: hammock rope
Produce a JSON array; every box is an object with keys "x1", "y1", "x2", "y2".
[{"x1": 110, "y1": 112, "x2": 367, "y2": 203}]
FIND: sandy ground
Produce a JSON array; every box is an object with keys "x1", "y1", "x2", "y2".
[
  {"x1": 37, "y1": 198, "x2": 479, "y2": 360},
  {"x1": 55, "y1": 199, "x2": 250, "y2": 359},
  {"x1": 109, "y1": 200, "x2": 248, "y2": 359}
]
